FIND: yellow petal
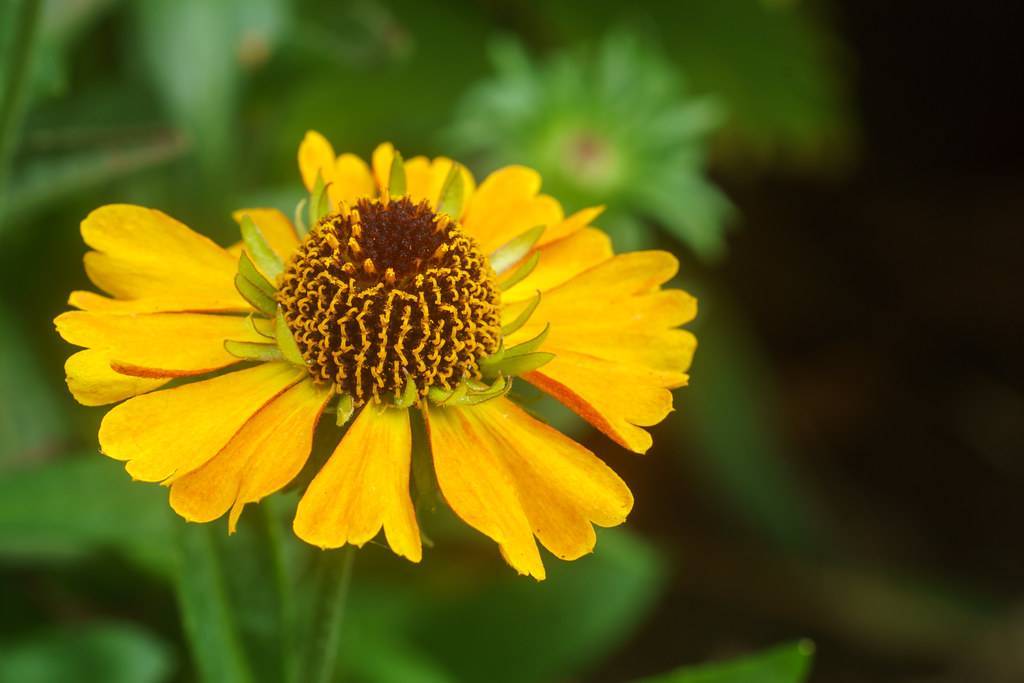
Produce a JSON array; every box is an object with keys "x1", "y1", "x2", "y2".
[
  {"x1": 99, "y1": 362, "x2": 303, "y2": 483},
  {"x1": 501, "y1": 227, "x2": 613, "y2": 304},
  {"x1": 293, "y1": 406, "x2": 421, "y2": 562},
  {"x1": 169, "y1": 379, "x2": 332, "y2": 529},
  {"x1": 56, "y1": 311, "x2": 262, "y2": 377},
  {"x1": 67, "y1": 290, "x2": 231, "y2": 315},
  {"x1": 505, "y1": 252, "x2": 695, "y2": 338},
  {"x1": 329, "y1": 153, "x2": 375, "y2": 206},
  {"x1": 232, "y1": 208, "x2": 299, "y2": 263},
  {"x1": 538, "y1": 205, "x2": 604, "y2": 247},
  {"x1": 461, "y1": 165, "x2": 564, "y2": 255},
  {"x1": 404, "y1": 155, "x2": 476, "y2": 216},
  {"x1": 298, "y1": 130, "x2": 336, "y2": 191},
  {"x1": 525, "y1": 352, "x2": 685, "y2": 454},
  {"x1": 81, "y1": 204, "x2": 247, "y2": 312},
  {"x1": 426, "y1": 397, "x2": 633, "y2": 571},
  {"x1": 371, "y1": 142, "x2": 395, "y2": 194},
  {"x1": 64, "y1": 349, "x2": 168, "y2": 406},
  {"x1": 424, "y1": 402, "x2": 545, "y2": 579},
  {"x1": 504, "y1": 250, "x2": 697, "y2": 454},
  {"x1": 476, "y1": 397, "x2": 632, "y2": 560}
]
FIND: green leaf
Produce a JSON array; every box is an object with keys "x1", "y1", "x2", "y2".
[
  {"x1": 240, "y1": 214, "x2": 284, "y2": 281},
  {"x1": 0, "y1": 455, "x2": 173, "y2": 573},
  {"x1": 435, "y1": 163, "x2": 465, "y2": 218},
  {"x1": 633, "y1": 640, "x2": 814, "y2": 683},
  {"x1": 224, "y1": 340, "x2": 283, "y2": 362},
  {"x1": 500, "y1": 290, "x2": 541, "y2": 335},
  {"x1": 498, "y1": 251, "x2": 540, "y2": 291},
  {"x1": 275, "y1": 308, "x2": 306, "y2": 366},
  {"x1": 234, "y1": 273, "x2": 276, "y2": 316},
  {"x1": 387, "y1": 150, "x2": 406, "y2": 197},
  {"x1": 175, "y1": 523, "x2": 254, "y2": 683},
  {"x1": 489, "y1": 224, "x2": 544, "y2": 275},
  {"x1": 0, "y1": 622, "x2": 175, "y2": 683}
]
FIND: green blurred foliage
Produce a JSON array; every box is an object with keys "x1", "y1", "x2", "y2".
[
  {"x1": 0, "y1": 0, "x2": 859, "y2": 680},
  {"x1": 0, "y1": 622, "x2": 175, "y2": 683},
  {"x1": 634, "y1": 641, "x2": 814, "y2": 683},
  {"x1": 0, "y1": 302, "x2": 67, "y2": 465}
]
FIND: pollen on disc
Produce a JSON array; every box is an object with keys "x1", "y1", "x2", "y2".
[{"x1": 277, "y1": 197, "x2": 502, "y2": 406}]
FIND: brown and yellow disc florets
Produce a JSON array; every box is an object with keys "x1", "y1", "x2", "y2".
[{"x1": 277, "y1": 196, "x2": 502, "y2": 406}]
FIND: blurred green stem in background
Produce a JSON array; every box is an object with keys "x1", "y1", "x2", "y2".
[
  {"x1": 176, "y1": 523, "x2": 253, "y2": 683},
  {"x1": 301, "y1": 547, "x2": 356, "y2": 683},
  {"x1": 263, "y1": 497, "x2": 299, "y2": 683},
  {"x1": 0, "y1": 0, "x2": 42, "y2": 203}
]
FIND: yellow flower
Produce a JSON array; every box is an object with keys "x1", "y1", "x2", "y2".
[{"x1": 54, "y1": 131, "x2": 697, "y2": 579}]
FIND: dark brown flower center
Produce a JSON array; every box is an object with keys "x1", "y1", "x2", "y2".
[{"x1": 277, "y1": 197, "x2": 501, "y2": 406}]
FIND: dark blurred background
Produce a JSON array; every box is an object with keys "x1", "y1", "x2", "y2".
[{"x1": 1, "y1": 1, "x2": 1022, "y2": 682}]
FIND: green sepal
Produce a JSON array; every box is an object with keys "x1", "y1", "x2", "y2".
[
  {"x1": 482, "y1": 351, "x2": 554, "y2": 378},
  {"x1": 247, "y1": 314, "x2": 275, "y2": 339},
  {"x1": 388, "y1": 151, "x2": 406, "y2": 197},
  {"x1": 436, "y1": 163, "x2": 465, "y2": 218},
  {"x1": 224, "y1": 340, "x2": 283, "y2": 362},
  {"x1": 427, "y1": 382, "x2": 467, "y2": 406},
  {"x1": 237, "y1": 251, "x2": 275, "y2": 298},
  {"x1": 274, "y1": 308, "x2": 306, "y2": 366},
  {"x1": 234, "y1": 273, "x2": 276, "y2": 316},
  {"x1": 448, "y1": 375, "x2": 512, "y2": 406},
  {"x1": 394, "y1": 377, "x2": 419, "y2": 408},
  {"x1": 504, "y1": 323, "x2": 549, "y2": 358},
  {"x1": 498, "y1": 250, "x2": 540, "y2": 291},
  {"x1": 501, "y1": 290, "x2": 542, "y2": 336},
  {"x1": 335, "y1": 393, "x2": 355, "y2": 427},
  {"x1": 240, "y1": 215, "x2": 284, "y2": 281},
  {"x1": 490, "y1": 224, "x2": 544, "y2": 275},
  {"x1": 294, "y1": 197, "x2": 309, "y2": 238},
  {"x1": 309, "y1": 172, "x2": 331, "y2": 225}
]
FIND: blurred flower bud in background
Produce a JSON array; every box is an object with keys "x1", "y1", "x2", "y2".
[{"x1": 448, "y1": 33, "x2": 733, "y2": 258}]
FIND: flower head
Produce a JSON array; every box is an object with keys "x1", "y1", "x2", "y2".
[{"x1": 55, "y1": 131, "x2": 697, "y2": 579}]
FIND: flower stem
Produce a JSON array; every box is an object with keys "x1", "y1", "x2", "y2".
[
  {"x1": 303, "y1": 547, "x2": 356, "y2": 683},
  {"x1": 262, "y1": 498, "x2": 298, "y2": 683}
]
